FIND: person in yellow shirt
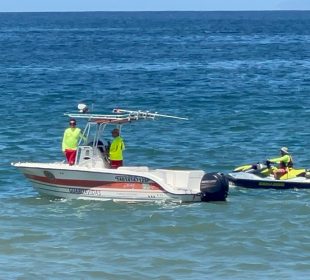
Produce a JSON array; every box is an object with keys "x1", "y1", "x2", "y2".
[
  {"x1": 109, "y1": 128, "x2": 125, "y2": 168},
  {"x1": 62, "y1": 119, "x2": 84, "y2": 165},
  {"x1": 267, "y1": 147, "x2": 293, "y2": 179}
]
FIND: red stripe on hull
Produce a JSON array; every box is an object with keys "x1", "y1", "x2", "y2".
[{"x1": 25, "y1": 174, "x2": 164, "y2": 191}]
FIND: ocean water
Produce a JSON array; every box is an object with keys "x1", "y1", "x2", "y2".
[{"x1": 0, "y1": 11, "x2": 310, "y2": 279}]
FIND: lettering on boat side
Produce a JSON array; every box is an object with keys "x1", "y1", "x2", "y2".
[
  {"x1": 148, "y1": 194, "x2": 165, "y2": 199},
  {"x1": 69, "y1": 188, "x2": 102, "y2": 196},
  {"x1": 258, "y1": 182, "x2": 285, "y2": 187},
  {"x1": 115, "y1": 175, "x2": 149, "y2": 183}
]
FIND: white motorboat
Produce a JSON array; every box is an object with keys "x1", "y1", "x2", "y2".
[{"x1": 12, "y1": 106, "x2": 228, "y2": 203}]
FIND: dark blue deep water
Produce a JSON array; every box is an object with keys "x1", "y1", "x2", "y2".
[{"x1": 0, "y1": 11, "x2": 310, "y2": 279}]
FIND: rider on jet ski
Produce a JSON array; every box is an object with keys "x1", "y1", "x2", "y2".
[{"x1": 267, "y1": 147, "x2": 294, "y2": 179}]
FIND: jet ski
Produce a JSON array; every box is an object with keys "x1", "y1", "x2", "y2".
[{"x1": 227, "y1": 162, "x2": 310, "y2": 189}]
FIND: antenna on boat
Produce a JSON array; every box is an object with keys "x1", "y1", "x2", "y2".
[{"x1": 113, "y1": 109, "x2": 188, "y2": 120}]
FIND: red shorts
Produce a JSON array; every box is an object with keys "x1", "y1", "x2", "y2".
[
  {"x1": 275, "y1": 168, "x2": 287, "y2": 174},
  {"x1": 110, "y1": 160, "x2": 123, "y2": 169},
  {"x1": 65, "y1": 149, "x2": 77, "y2": 165},
  {"x1": 274, "y1": 168, "x2": 287, "y2": 179}
]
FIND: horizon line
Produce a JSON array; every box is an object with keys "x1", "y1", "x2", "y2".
[{"x1": 0, "y1": 9, "x2": 310, "y2": 13}]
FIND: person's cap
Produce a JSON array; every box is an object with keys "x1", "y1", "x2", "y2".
[{"x1": 280, "y1": 147, "x2": 289, "y2": 154}]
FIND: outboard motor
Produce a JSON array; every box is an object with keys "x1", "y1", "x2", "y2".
[{"x1": 200, "y1": 172, "x2": 229, "y2": 202}]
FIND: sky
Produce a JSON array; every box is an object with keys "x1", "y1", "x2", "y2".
[{"x1": 0, "y1": 0, "x2": 310, "y2": 12}]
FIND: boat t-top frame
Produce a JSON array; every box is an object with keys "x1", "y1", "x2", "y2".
[
  {"x1": 66, "y1": 108, "x2": 188, "y2": 123},
  {"x1": 64, "y1": 106, "x2": 188, "y2": 168}
]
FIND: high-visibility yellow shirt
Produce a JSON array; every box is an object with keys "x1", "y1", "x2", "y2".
[
  {"x1": 269, "y1": 154, "x2": 291, "y2": 165},
  {"x1": 109, "y1": 136, "x2": 125, "y2": 160},
  {"x1": 62, "y1": 127, "x2": 83, "y2": 152}
]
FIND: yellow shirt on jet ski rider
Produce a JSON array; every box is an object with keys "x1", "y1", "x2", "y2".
[
  {"x1": 267, "y1": 147, "x2": 293, "y2": 179},
  {"x1": 268, "y1": 147, "x2": 293, "y2": 167}
]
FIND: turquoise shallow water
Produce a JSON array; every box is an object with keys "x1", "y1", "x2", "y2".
[{"x1": 0, "y1": 11, "x2": 310, "y2": 279}]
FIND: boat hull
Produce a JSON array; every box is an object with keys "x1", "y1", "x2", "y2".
[
  {"x1": 30, "y1": 181, "x2": 200, "y2": 202},
  {"x1": 13, "y1": 163, "x2": 206, "y2": 203}
]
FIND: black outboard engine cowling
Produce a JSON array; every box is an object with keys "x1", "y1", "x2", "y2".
[{"x1": 200, "y1": 172, "x2": 229, "y2": 202}]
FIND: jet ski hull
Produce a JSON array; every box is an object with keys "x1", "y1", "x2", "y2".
[{"x1": 227, "y1": 173, "x2": 310, "y2": 189}]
